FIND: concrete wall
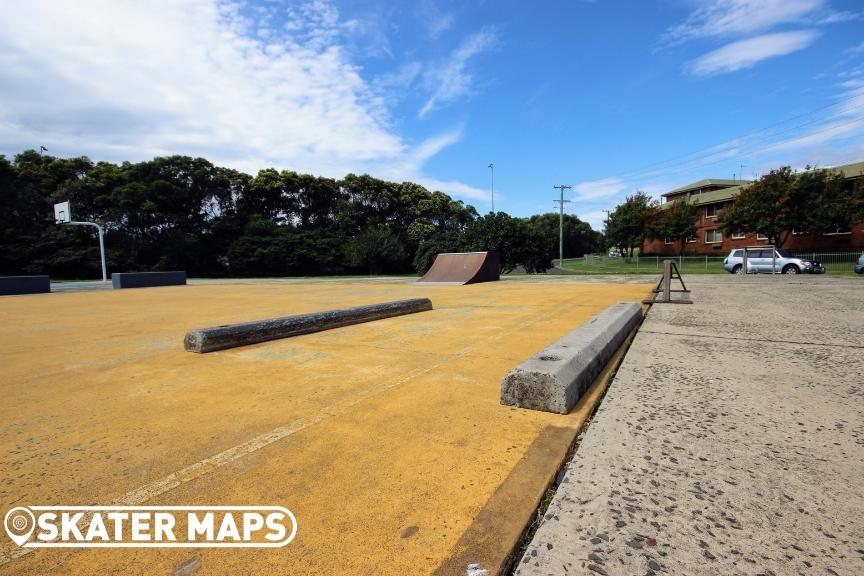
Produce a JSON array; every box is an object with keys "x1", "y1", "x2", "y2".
[
  {"x1": 112, "y1": 271, "x2": 186, "y2": 289},
  {"x1": 0, "y1": 275, "x2": 50, "y2": 296}
]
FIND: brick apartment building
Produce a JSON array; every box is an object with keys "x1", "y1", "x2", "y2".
[{"x1": 642, "y1": 160, "x2": 864, "y2": 255}]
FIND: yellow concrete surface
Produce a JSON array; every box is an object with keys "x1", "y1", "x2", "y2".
[{"x1": 0, "y1": 280, "x2": 650, "y2": 575}]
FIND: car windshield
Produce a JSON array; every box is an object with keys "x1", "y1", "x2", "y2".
[{"x1": 776, "y1": 249, "x2": 793, "y2": 258}]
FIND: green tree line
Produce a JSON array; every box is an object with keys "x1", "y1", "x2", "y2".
[{"x1": 0, "y1": 150, "x2": 601, "y2": 278}]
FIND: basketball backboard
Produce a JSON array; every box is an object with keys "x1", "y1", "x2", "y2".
[{"x1": 54, "y1": 201, "x2": 71, "y2": 224}]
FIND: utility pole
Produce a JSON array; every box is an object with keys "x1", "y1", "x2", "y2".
[
  {"x1": 553, "y1": 185, "x2": 572, "y2": 266},
  {"x1": 739, "y1": 164, "x2": 746, "y2": 182},
  {"x1": 488, "y1": 163, "x2": 495, "y2": 213}
]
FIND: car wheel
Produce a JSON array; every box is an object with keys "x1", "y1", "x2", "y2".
[
  {"x1": 782, "y1": 265, "x2": 799, "y2": 275},
  {"x1": 732, "y1": 264, "x2": 743, "y2": 274}
]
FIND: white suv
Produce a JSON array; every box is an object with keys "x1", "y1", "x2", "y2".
[{"x1": 723, "y1": 248, "x2": 825, "y2": 274}]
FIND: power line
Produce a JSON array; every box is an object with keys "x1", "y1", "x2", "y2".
[{"x1": 602, "y1": 101, "x2": 864, "y2": 184}]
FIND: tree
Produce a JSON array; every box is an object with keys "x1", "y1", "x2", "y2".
[
  {"x1": 605, "y1": 192, "x2": 654, "y2": 260},
  {"x1": 460, "y1": 212, "x2": 523, "y2": 273},
  {"x1": 345, "y1": 226, "x2": 406, "y2": 275},
  {"x1": 648, "y1": 200, "x2": 699, "y2": 255},
  {"x1": 524, "y1": 213, "x2": 601, "y2": 260},
  {"x1": 720, "y1": 166, "x2": 862, "y2": 246},
  {"x1": 514, "y1": 219, "x2": 553, "y2": 273},
  {"x1": 720, "y1": 167, "x2": 795, "y2": 246},
  {"x1": 792, "y1": 166, "x2": 861, "y2": 235},
  {"x1": 412, "y1": 230, "x2": 462, "y2": 274}
]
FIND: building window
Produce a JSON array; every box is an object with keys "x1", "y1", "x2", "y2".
[
  {"x1": 823, "y1": 225, "x2": 852, "y2": 236},
  {"x1": 756, "y1": 233, "x2": 769, "y2": 241},
  {"x1": 705, "y1": 204, "x2": 723, "y2": 219},
  {"x1": 664, "y1": 237, "x2": 673, "y2": 245},
  {"x1": 731, "y1": 231, "x2": 745, "y2": 239},
  {"x1": 687, "y1": 236, "x2": 697, "y2": 243},
  {"x1": 705, "y1": 230, "x2": 722, "y2": 244}
]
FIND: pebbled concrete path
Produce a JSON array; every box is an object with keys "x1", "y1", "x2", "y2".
[{"x1": 515, "y1": 275, "x2": 864, "y2": 576}]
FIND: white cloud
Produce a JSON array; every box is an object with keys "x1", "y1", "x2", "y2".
[
  {"x1": 688, "y1": 31, "x2": 820, "y2": 76},
  {"x1": 419, "y1": 28, "x2": 497, "y2": 118},
  {"x1": 662, "y1": 1, "x2": 854, "y2": 76},
  {"x1": 0, "y1": 0, "x2": 487, "y2": 206},
  {"x1": 844, "y1": 41, "x2": 864, "y2": 56},
  {"x1": 585, "y1": 79, "x2": 864, "y2": 215},
  {"x1": 369, "y1": 128, "x2": 462, "y2": 179},
  {"x1": 418, "y1": 0, "x2": 454, "y2": 39},
  {"x1": 579, "y1": 210, "x2": 609, "y2": 232},
  {"x1": 764, "y1": 116, "x2": 864, "y2": 152},
  {"x1": 763, "y1": 84, "x2": 864, "y2": 153},
  {"x1": 815, "y1": 10, "x2": 862, "y2": 25},
  {"x1": 664, "y1": 0, "x2": 826, "y2": 45},
  {"x1": 571, "y1": 177, "x2": 628, "y2": 201},
  {"x1": 416, "y1": 178, "x2": 491, "y2": 204}
]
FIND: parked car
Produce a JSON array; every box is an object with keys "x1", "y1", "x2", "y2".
[
  {"x1": 608, "y1": 248, "x2": 622, "y2": 257},
  {"x1": 855, "y1": 253, "x2": 864, "y2": 274},
  {"x1": 722, "y1": 248, "x2": 825, "y2": 274}
]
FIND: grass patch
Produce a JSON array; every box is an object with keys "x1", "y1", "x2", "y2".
[{"x1": 560, "y1": 259, "x2": 863, "y2": 276}]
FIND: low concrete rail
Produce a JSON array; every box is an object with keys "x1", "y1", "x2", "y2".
[
  {"x1": 112, "y1": 271, "x2": 186, "y2": 289},
  {"x1": 0, "y1": 275, "x2": 51, "y2": 296},
  {"x1": 185, "y1": 298, "x2": 433, "y2": 353},
  {"x1": 500, "y1": 301, "x2": 642, "y2": 414}
]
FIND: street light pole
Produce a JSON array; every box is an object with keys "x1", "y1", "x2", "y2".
[{"x1": 488, "y1": 163, "x2": 495, "y2": 213}]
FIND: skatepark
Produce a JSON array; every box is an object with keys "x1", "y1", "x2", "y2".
[
  {"x1": 2, "y1": 269, "x2": 864, "y2": 575},
  {"x1": 0, "y1": 273, "x2": 651, "y2": 575}
]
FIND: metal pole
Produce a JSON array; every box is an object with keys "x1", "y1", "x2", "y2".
[
  {"x1": 68, "y1": 221, "x2": 108, "y2": 281},
  {"x1": 559, "y1": 199, "x2": 563, "y2": 265},
  {"x1": 96, "y1": 224, "x2": 107, "y2": 282},
  {"x1": 488, "y1": 163, "x2": 495, "y2": 213},
  {"x1": 553, "y1": 185, "x2": 572, "y2": 267}
]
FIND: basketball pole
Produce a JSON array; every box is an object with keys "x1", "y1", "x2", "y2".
[
  {"x1": 67, "y1": 222, "x2": 107, "y2": 282},
  {"x1": 55, "y1": 201, "x2": 108, "y2": 282}
]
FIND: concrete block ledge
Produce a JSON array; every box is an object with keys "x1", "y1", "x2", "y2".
[
  {"x1": 500, "y1": 301, "x2": 642, "y2": 414},
  {"x1": 184, "y1": 298, "x2": 433, "y2": 353},
  {"x1": 0, "y1": 275, "x2": 50, "y2": 296},
  {"x1": 112, "y1": 271, "x2": 186, "y2": 289}
]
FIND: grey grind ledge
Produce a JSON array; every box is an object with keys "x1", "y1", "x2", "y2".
[
  {"x1": 500, "y1": 301, "x2": 642, "y2": 414},
  {"x1": 184, "y1": 298, "x2": 433, "y2": 353},
  {"x1": 112, "y1": 271, "x2": 186, "y2": 289},
  {"x1": 0, "y1": 275, "x2": 50, "y2": 296}
]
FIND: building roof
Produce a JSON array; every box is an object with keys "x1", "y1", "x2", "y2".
[
  {"x1": 659, "y1": 185, "x2": 745, "y2": 210},
  {"x1": 658, "y1": 160, "x2": 864, "y2": 209},
  {"x1": 833, "y1": 160, "x2": 864, "y2": 179},
  {"x1": 661, "y1": 178, "x2": 747, "y2": 197}
]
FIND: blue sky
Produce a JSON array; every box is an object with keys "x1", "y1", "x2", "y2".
[{"x1": 1, "y1": 0, "x2": 862, "y2": 230}]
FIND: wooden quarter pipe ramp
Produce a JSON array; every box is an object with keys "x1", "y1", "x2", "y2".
[{"x1": 416, "y1": 251, "x2": 500, "y2": 285}]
